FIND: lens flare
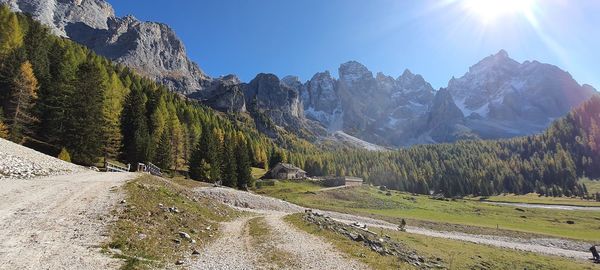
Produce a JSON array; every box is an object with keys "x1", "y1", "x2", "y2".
[{"x1": 463, "y1": 0, "x2": 536, "y2": 24}]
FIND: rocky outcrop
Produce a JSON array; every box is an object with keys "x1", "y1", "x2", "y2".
[
  {"x1": 243, "y1": 74, "x2": 304, "y2": 129},
  {"x1": 2, "y1": 0, "x2": 212, "y2": 94},
  {"x1": 189, "y1": 75, "x2": 246, "y2": 113},
  {"x1": 297, "y1": 62, "x2": 437, "y2": 146},
  {"x1": 303, "y1": 211, "x2": 445, "y2": 269}
]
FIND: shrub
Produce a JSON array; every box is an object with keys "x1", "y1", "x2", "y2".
[{"x1": 57, "y1": 148, "x2": 71, "y2": 163}]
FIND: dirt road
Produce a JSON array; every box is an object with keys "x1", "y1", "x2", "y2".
[
  {"x1": 0, "y1": 172, "x2": 135, "y2": 270},
  {"x1": 192, "y1": 209, "x2": 370, "y2": 270},
  {"x1": 196, "y1": 186, "x2": 594, "y2": 264}
]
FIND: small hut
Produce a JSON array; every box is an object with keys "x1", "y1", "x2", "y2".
[{"x1": 264, "y1": 163, "x2": 307, "y2": 180}]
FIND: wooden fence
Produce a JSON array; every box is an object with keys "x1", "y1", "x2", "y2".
[
  {"x1": 136, "y1": 162, "x2": 162, "y2": 176},
  {"x1": 105, "y1": 161, "x2": 130, "y2": 173}
]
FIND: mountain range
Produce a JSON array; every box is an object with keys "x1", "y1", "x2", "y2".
[{"x1": 2, "y1": 0, "x2": 596, "y2": 148}]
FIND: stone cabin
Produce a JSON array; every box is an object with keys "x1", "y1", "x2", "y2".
[
  {"x1": 264, "y1": 163, "x2": 307, "y2": 180},
  {"x1": 321, "y1": 176, "x2": 364, "y2": 187},
  {"x1": 343, "y1": 176, "x2": 364, "y2": 187}
]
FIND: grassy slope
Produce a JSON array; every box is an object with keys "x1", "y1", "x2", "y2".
[
  {"x1": 106, "y1": 175, "x2": 240, "y2": 269},
  {"x1": 256, "y1": 181, "x2": 600, "y2": 241},
  {"x1": 472, "y1": 193, "x2": 600, "y2": 207},
  {"x1": 251, "y1": 167, "x2": 268, "y2": 179},
  {"x1": 285, "y1": 214, "x2": 598, "y2": 270},
  {"x1": 580, "y1": 178, "x2": 600, "y2": 194}
]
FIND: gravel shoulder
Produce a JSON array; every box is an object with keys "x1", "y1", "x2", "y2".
[
  {"x1": 196, "y1": 186, "x2": 594, "y2": 263},
  {"x1": 0, "y1": 172, "x2": 136, "y2": 270},
  {"x1": 0, "y1": 138, "x2": 86, "y2": 179}
]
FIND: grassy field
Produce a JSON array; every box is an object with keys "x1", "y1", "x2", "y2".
[
  {"x1": 256, "y1": 181, "x2": 600, "y2": 241},
  {"x1": 285, "y1": 214, "x2": 599, "y2": 270},
  {"x1": 251, "y1": 167, "x2": 268, "y2": 179},
  {"x1": 471, "y1": 193, "x2": 600, "y2": 207},
  {"x1": 106, "y1": 175, "x2": 240, "y2": 269},
  {"x1": 580, "y1": 178, "x2": 600, "y2": 194}
]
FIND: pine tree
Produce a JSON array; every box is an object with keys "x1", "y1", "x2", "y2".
[
  {"x1": 102, "y1": 71, "x2": 128, "y2": 160},
  {"x1": 167, "y1": 104, "x2": 183, "y2": 170},
  {"x1": 37, "y1": 42, "x2": 79, "y2": 146},
  {"x1": 221, "y1": 135, "x2": 237, "y2": 188},
  {"x1": 236, "y1": 138, "x2": 252, "y2": 190},
  {"x1": 154, "y1": 129, "x2": 173, "y2": 170},
  {"x1": 0, "y1": 5, "x2": 23, "y2": 57},
  {"x1": 7, "y1": 61, "x2": 38, "y2": 142},
  {"x1": 189, "y1": 142, "x2": 206, "y2": 181},
  {"x1": 62, "y1": 62, "x2": 105, "y2": 165},
  {"x1": 120, "y1": 87, "x2": 150, "y2": 166}
]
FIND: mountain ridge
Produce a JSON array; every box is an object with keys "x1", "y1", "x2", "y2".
[{"x1": 3, "y1": 0, "x2": 596, "y2": 149}]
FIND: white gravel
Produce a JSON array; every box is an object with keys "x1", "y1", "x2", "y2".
[
  {"x1": 0, "y1": 138, "x2": 86, "y2": 179},
  {"x1": 0, "y1": 172, "x2": 136, "y2": 269}
]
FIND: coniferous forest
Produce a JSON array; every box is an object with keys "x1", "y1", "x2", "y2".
[{"x1": 1, "y1": 6, "x2": 599, "y2": 197}]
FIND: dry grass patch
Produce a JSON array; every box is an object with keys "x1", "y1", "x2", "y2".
[{"x1": 105, "y1": 175, "x2": 240, "y2": 269}]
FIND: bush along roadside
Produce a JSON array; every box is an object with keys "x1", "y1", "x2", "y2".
[{"x1": 302, "y1": 210, "x2": 446, "y2": 269}]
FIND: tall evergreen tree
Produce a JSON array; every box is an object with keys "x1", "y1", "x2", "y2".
[
  {"x1": 221, "y1": 134, "x2": 237, "y2": 188},
  {"x1": 0, "y1": 5, "x2": 23, "y2": 57},
  {"x1": 62, "y1": 62, "x2": 104, "y2": 165},
  {"x1": 236, "y1": 137, "x2": 252, "y2": 189},
  {"x1": 7, "y1": 61, "x2": 38, "y2": 142},
  {"x1": 37, "y1": 42, "x2": 79, "y2": 146},
  {"x1": 154, "y1": 129, "x2": 173, "y2": 170},
  {"x1": 120, "y1": 87, "x2": 150, "y2": 166}
]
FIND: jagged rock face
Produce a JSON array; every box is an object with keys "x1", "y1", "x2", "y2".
[
  {"x1": 189, "y1": 75, "x2": 246, "y2": 113},
  {"x1": 2, "y1": 0, "x2": 212, "y2": 95},
  {"x1": 424, "y1": 89, "x2": 475, "y2": 143},
  {"x1": 448, "y1": 50, "x2": 595, "y2": 138},
  {"x1": 244, "y1": 74, "x2": 305, "y2": 130},
  {"x1": 299, "y1": 62, "x2": 436, "y2": 146},
  {"x1": 1, "y1": 0, "x2": 114, "y2": 36},
  {"x1": 299, "y1": 54, "x2": 595, "y2": 146}
]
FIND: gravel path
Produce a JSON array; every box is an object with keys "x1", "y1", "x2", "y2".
[
  {"x1": 0, "y1": 138, "x2": 86, "y2": 179},
  {"x1": 263, "y1": 213, "x2": 369, "y2": 270},
  {"x1": 0, "y1": 172, "x2": 135, "y2": 270},
  {"x1": 192, "y1": 215, "x2": 262, "y2": 270},
  {"x1": 194, "y1": 187, "x2": 370, "y2": 269},
  {"x1": 196, "y1": 186, "x2": 595, "y2": 263},
  {"x1": 192, "y1": 211, "x2": 370, "y2": 270}
]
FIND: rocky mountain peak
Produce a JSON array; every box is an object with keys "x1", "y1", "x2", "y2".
[
  {"x1": 339, "y1": 61, "x2": 373, "y2": 85},
  {"x1": 468, "y1": 49, "x2": 520, "y2": 75}
]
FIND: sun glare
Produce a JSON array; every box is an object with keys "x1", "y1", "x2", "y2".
[{"x1": 463, "y1": 0, "x2": 536, "y2": 24}]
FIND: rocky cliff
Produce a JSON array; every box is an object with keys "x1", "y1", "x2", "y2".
[
  {"x1": 291, "y1": 52, "x2": 595, "y2": 147},
  {"x1": 2, "y1": 0, "x2": 212, "y2": 94}
]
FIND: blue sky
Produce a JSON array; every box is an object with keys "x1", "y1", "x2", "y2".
[{"x1": 110, "y1": 0, "x2": 600, "y2": 89}]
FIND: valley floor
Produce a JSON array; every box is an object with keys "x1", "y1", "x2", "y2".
[
  {"x1": 0, "y1": 172, "x2": 135, "y2": 269},
  {"x1": 197, "y1": 186, "x2": 599, "y2": 269},
  {"x1": 192, "y1": 210, "x2": 368, "y2": 270}
]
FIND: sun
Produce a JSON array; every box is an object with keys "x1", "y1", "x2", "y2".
[{"x1": 462, "y1": 0, "x2": 536, "y2": 24}]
